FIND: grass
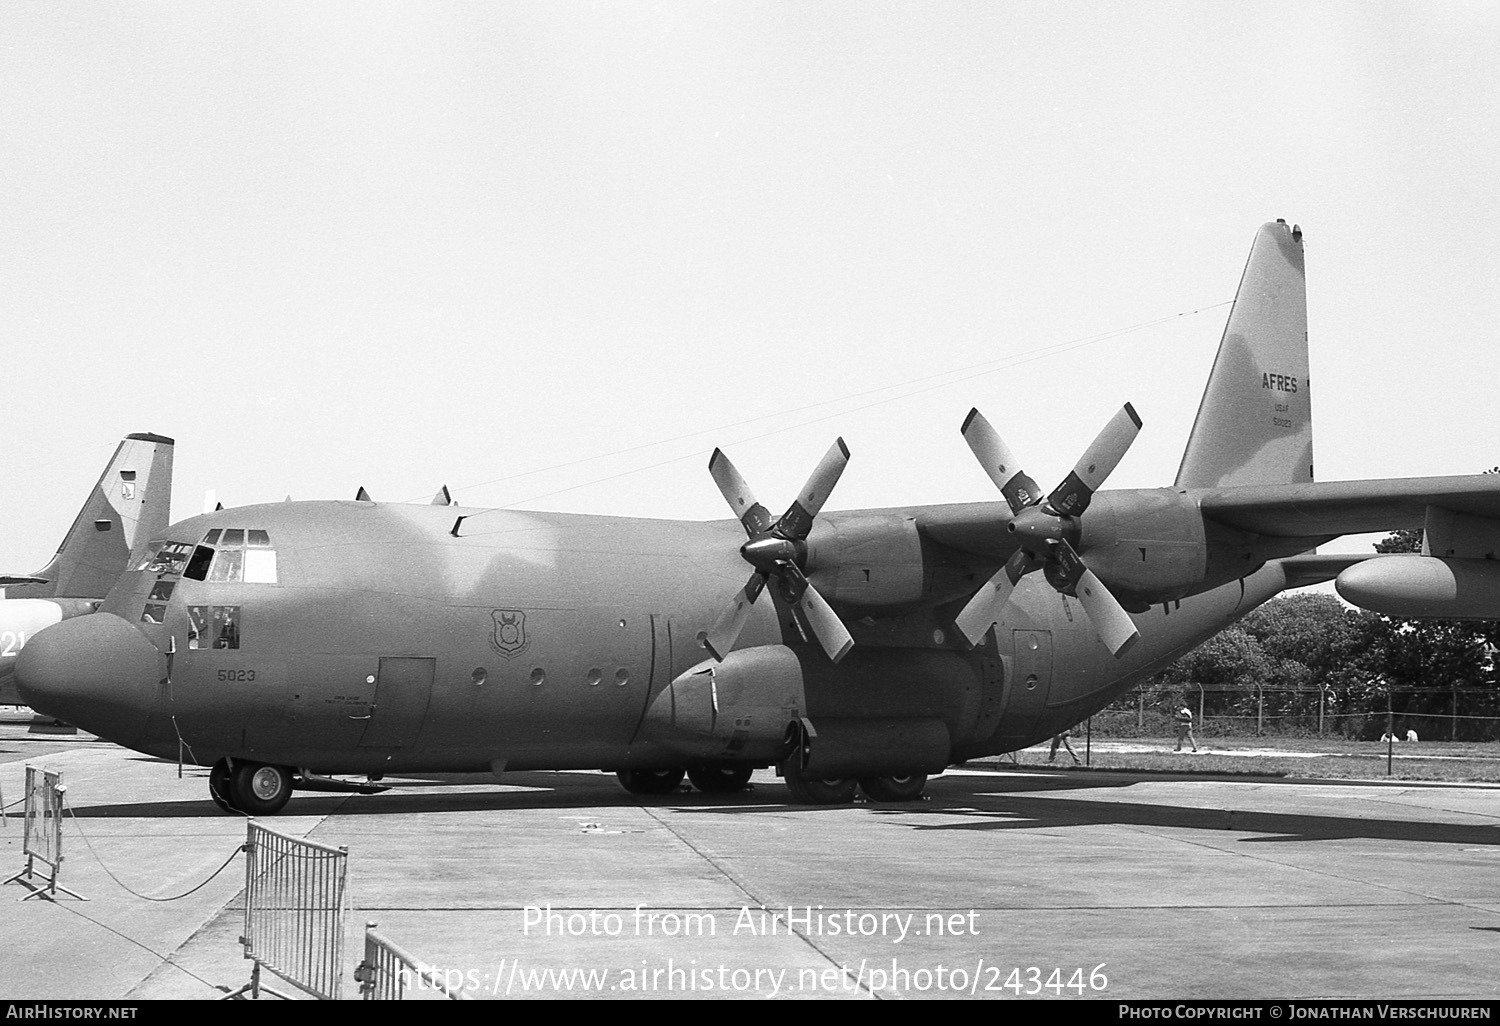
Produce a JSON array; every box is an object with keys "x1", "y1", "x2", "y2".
[{"x1": 994, "y1": 738, "x2": 1500, "y2": 783}]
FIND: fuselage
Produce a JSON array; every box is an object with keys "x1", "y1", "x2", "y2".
[{"x1": 16, "y1": 499, "x2": 1294, "y2": 778}]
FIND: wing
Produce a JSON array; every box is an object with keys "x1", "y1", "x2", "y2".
[
  {"x1": 1195, "y1": 475, "x2": 1500, "y2": 537},
  {"x1": 823, "y1": 472, "x2": 1500, "y2": 631}
]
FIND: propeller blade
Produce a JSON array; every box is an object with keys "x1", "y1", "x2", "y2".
[
  {"x1": 954, "y1": 548, "x2": 1029, "y2": 647},
  {"x1": 707, "y1": 439, "x2": 854, "y2": 662},
  {"x1": 708, "y1": 449, "x2": 775, "y2": 536},
  {"x1": 1072, "y1": 567, "x2": 1140, "y2": 657},
  {"x1": 1047, "y1": 403, "x2": 1141, "y2": 517},
  {"x1": 795, "y1": 579, "x2": 856, "y2": 663},
  {"x1": 704, "y1": 573, "x2": 767, "y2": 661},
  {"x1": 1051, "y1": 540, "x2": 1139, "y2": 657},
  {"x1": 775, "y1": 438, "x2": 849, "y2": 541},
  {"x1": 961, "y1": 408, "x2": 1042, "y2": 514}
]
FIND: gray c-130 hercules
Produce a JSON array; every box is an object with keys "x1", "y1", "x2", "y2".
[{"x1": 17, "y1": 221, "x2": 1500, "y2": 813}]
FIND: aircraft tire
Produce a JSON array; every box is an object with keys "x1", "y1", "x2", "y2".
[
  {"x1": 687, "y1": 765, "x2": 754, "y2": 793},
  {"x1": 209, "y1": 759, "x2": 239, "y2": 813},
  {"x1": 858, "y1": 772, "x2": 928, "y2": 802},
  {"x1": 230, "y1": 762, "x2": 293, "y2": 815},
  {"x1": 781, "y1": 765, "x2": 857, "y2": 805},
  {"x1": 615, "y1": 768, "x2": 685, "y2": 796}
]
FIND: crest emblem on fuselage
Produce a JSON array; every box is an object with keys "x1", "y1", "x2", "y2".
[{"x1": 490, "y1": 609, "x2": 528, "y2": 657}]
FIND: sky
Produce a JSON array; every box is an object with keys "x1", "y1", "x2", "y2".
[{"x1": 3, "y1": 2, "x2": 1498, "y2": 575}]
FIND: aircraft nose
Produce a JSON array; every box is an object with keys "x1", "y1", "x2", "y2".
[{"x1": 16, "y1": 613, "x2": 161, "y2": 745}]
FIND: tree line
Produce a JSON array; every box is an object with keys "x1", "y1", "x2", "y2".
[{"x1": 1104, "y1": 520, "x2": 1500, "y2": 740}]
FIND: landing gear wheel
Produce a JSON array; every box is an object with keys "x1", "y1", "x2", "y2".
[
  {"x1": 230, "y1": 762, "x2": 293, "y2": 815},
  {"x1": 781, "y1": 763, "x2": 857, "y2": 805},
  {"x1": 209, "y1": 758, "x2": 238, "y2": 813},
  {"x1": 615, "y1": 768, "x2": 686, "y2": 796},
  {"x1": 859, "y1": 772, "x2": 928, "y2": 802},
  {"x1": 687, "y1": 765, "x2": 754, "y2": 793}
]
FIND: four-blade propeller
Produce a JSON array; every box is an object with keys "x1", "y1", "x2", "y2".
[
  {"x1": 954, "y1": 404, "x2": 1143, "y2": 657},
  {"x1": 705, "y1": 440, "x2": 856, "y2": 664}
]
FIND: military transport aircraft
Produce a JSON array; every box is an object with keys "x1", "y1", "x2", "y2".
[
  {"x1": 0, "y1": 433, "x2": 174, "y2": 706},
  {"x1": 16, "y1": 222, "x2": 1500, "y2": 813}
]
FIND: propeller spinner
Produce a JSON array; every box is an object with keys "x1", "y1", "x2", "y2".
[
  {"x1": 705, "y1": 440, "x2": 855, "y2": 664},
  {"x1": 954, "y1": 405, "x2": 1143, "y2": 657}
]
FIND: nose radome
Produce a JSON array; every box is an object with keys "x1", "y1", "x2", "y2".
[{"x1": 16, "y1": 613, "x2": 161, "y2": 746}]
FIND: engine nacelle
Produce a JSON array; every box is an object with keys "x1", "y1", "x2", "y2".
[
  {"x1": 805, "y1": 513, "x2": 925, "y2": 608},
  {"x1": 641, "y1": 645, "x2": 806, "y2": 762},
  {"x1": 1078, "y1": 489, "x2": 1209, "y2": 603},
  {"x1": 1336, "y1": 556, "x2": 1500, "y2": 619}
]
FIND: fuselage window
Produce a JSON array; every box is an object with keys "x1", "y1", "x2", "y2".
[
  {"x1": 202, "y1": 529, "x2": 222, "y2": 545},
  {"x1": 148, "y1": 580, "x2": 175, "y2": 602}
]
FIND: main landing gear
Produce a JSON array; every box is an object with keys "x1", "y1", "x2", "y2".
[
  {"x1": 614, "y1": 768, "x2": 686, "y2": 795},
  {"x1": 208, "y1": 758, "x2": 294, "y2": 815},
  {"x1": 615, "y1": 764, "x2": 759, "y2": 796},
  {"x1": 781, "y1": 763, "x2": 929, "y2": 805},
  {"x1": 686, "y1": 765, "x2": 754, "y2": 793},
  {"x1": 612, "y1": 763, "x2": 929, "y2": 803}
]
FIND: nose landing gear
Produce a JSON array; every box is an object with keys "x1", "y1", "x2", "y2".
[{"x1": 207, "y1": 758, "x2": 294, "y2": 815}]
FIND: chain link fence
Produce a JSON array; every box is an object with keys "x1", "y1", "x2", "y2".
[{"x1": 1094, "y1": 686, "x2": 1500, "y2": 741}]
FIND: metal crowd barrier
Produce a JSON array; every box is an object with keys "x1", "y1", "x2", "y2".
[
  {"x1": 356, "y1": 921, "x2": 466, "y2": 1000},
  {"x1": 226, "y1": 820, "x2": 349, "y2": 1000},
  {"x1": 2, "y1": 766, "x2": 85, "y2": 901}
]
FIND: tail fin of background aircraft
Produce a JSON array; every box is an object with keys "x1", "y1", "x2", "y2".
[
  {"x1": 3, "y1": 433, "x2": 174, "y2": 599},
  {"x1": 1174, "y1": 220, "x2": 1313, "y2": 489}
]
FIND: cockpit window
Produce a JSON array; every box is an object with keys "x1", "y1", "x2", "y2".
[
  {"x1": 213, "y1": 606, "x2": 240, "y2": 649},
  {"x1": 209, "y1": 549, "x2": 244, "y2": 583},
  {"x1": 184, "y1": 546, "x2": 214, "y2": 581},
  {"x1": 189, "y1": 605, "x2": 241, "y2": 649},
  {"x1": 184, "y1": 529, "x2": 278, "y2": 584},
  {"x1": 134, "y1": 541, "x2": 193, "y2": 575}
]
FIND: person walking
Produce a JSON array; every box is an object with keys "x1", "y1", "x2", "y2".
[
  {"x1": 1049, "y1": 727, "x2": 1082, "y2": 766},
  {"x1": 1174, "y1": 702, "x2": 1198, "y2": 753}
]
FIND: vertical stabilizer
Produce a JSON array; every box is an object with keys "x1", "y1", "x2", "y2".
[
  {"x1": 1175, "y1": 221, "x2": 1312, "y2": 489},
  {"x1": 5, "y1": 433, "x2": 175, "y2": 599}
]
